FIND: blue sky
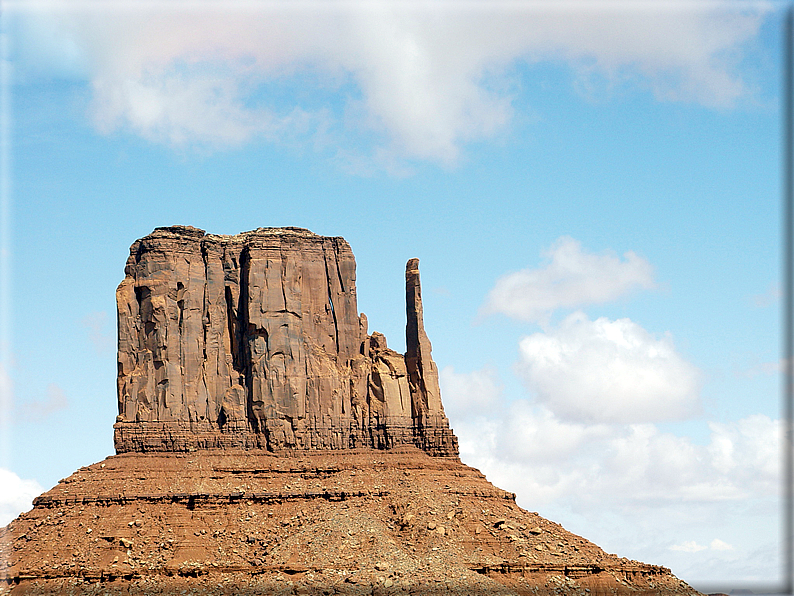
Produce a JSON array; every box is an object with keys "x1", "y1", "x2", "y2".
[{"x1": 0, "y1": 1, "x2": 786, "y2": 591}]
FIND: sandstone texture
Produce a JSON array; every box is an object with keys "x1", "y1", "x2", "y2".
[
  {"x1": 0, "y1": 226, "x2": 703, "y2": 595},
  {"x1": 114, "y1": 226, "x2": 457, "y2": 457},
  {"x1": 1, "y1": 449, "x2": 699, "y2": 595}
]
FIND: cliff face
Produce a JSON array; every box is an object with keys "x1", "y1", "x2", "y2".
[{"x1": 114, "y1": 226, "x2": 458, "y2": 457}]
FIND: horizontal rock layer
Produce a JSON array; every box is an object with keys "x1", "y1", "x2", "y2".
[
  {"x1": 114, "y1": 226, "x2": 457, "y2": 457},
  {"x1": 0, "y1": 449, "x2": 700, "y2": 595}
]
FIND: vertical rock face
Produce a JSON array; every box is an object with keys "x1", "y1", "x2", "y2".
[
  {"x1": 114, "y1": 226, "x2": 458, "y2": 457},
  {"x1": 405, "y1": 257, "x2": 442, "y2": 416}
]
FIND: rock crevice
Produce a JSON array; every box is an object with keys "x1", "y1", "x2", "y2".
[{"x1": 114, "y1": 226, "x2": 458, "y2": 457}]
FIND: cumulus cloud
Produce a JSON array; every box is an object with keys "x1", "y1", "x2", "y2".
[
  {"x1": 9, "y1": 1, "x2": 769, "y2": 164},
  {"x1": 707, "y1": 414, "x2": 781, "y2": 491},
  {"x1": 482, "y1": 237, "x2": 655, "y2": 322},
  {"x1": 440, "y1": 364, "x2": 778, "y2": 509},
  {"x1": 516, "y1": 311, "x2": 701, "y2": 423},
  {"x1": 454, "y1": 404, "x2": 779, "y2": 512},
  {"x1": 0, "y1": 469, "x2": 43, "y2": 527}
]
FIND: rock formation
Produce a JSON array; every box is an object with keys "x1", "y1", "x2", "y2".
[
  {"x1": 114, "y1": 226, "x2": 457, "y2": 457},
  {"x1": 0, "y1": 226, "x2": 703, "y2": 596},
  {"x1": 0, "y1": 449, "x2": 700, "y2": 596}
]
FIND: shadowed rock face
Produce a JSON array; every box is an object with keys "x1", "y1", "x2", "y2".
[{"x1": 114, "y1": 226, "x2": 458, "y2": 457}]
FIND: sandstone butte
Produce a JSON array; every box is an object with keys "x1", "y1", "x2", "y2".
[{"x1": 0, "y1": 226, "x2": 703, "y2": 596}]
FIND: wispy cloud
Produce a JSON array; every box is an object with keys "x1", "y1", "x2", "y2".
[
  {"x1": 481, "y1": 237, "x2": 655, "y2": 323},
  {"x1": 81, "y1": 310, "x2": 113, "y2": 355},
  {"x1": 670, "y1": 539, "x2": 734, "y2": 553},
  {"x1": 16, "y1": 383, "x2": 68, "y2": 422},
  {"x1": 671, "y1": 541, "x2": 709, "y2": 553},
  {"x1": 735, "y1": 357, "x2": 787, "y2": 379},
  {"x1": 710, "y1": 538, "x2": 734, "y2": 551},
  {"x1": 9, "y1": 1, "x2": 770, "y2": 166},
  {"x1": 750, "y1": 282, "x2": 781, "y2": 308}
]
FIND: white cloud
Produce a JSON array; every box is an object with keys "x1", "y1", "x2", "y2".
[
  {"x1": 710, "y1": 538, "x2": 734, "y2": 551},
  {"x1": 736, "y1": 357, "x2": 787, "y2": 378},
  {"x1": 442, "y1": 365, "x2": 778, "y2": 509},
  {"x1": 453, "y1": 395, "x2": 782, "y2": 582},
  {"x1": 447, "y1": 363, "x2": 781, "y2": 582},
  {"x1": 516, "y1": 311, "x2": 701, "y2": 423},
  {"x1": 439, "y1": 365, "x2": 502, "y2": 420},
  {"x1": 671, "y1": 541, "x2": 708, "y2": 553},
  {"x1": 16, "y1": 383, "x2": 68, "y2": 422},
  {"x1": 0, "y1": 468, "x2": 43, "y2": 527},
  {"x1": 9, "y1": 1, "x2": 769, "y2": 164},
  {"x1": 481, "y1": 237, "x2": 655, "y2": 322},
  {"x1": 491, "y1": 409, "x2": 777, "y2": 505},
  {"x1": 707, "y1": 414, "x2": 781, "y2": 491},
  {"x1": 669, "y1": 539, "x2": 734, "y2": 553}
]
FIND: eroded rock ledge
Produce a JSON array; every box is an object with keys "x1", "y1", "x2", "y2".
[
  {"x1": 114, "y1": 226, "x2": 458, "y2": 457},
  {"x1": 1, "y1": 449, "x2": 698, "y2": 596}
]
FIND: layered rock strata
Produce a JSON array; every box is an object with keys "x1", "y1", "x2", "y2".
[
  {"x1": 114, "y1": 226, "x2": 457, "y2": 457},
  {"x1": 0, "y1": 448, "x2": 701, "y2": 595}
]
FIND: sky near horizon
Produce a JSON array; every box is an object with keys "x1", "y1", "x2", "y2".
[{"x1": 0, "y1": 0, "x2": 786, "y2": 591}]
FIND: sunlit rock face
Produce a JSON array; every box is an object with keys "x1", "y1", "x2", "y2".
[{"x1": 114, "y1": 225, "x2": 458, "y2": 457}]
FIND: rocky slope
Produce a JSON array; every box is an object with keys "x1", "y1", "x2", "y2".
[{"x1": 1, "y1": 448, "x2": 697, "y2": 595}]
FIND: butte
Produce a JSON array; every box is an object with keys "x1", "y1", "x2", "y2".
[{"x1": 0, "y1": 226, "x2": 702, "y2": 595}]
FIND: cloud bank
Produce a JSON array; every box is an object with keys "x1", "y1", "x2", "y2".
[
  {"x1": 444, "y1": 392, "x2": 779, "y2": 508},
  {"x1": 11, "y1": 1, "x2": 769, "y2": 164},
  {"x1": 441, "y1": 364, "x2": 780, "y2": 582},
  {"x1": 454, "y1": 231, "x2": 781, "y2": 584}
]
